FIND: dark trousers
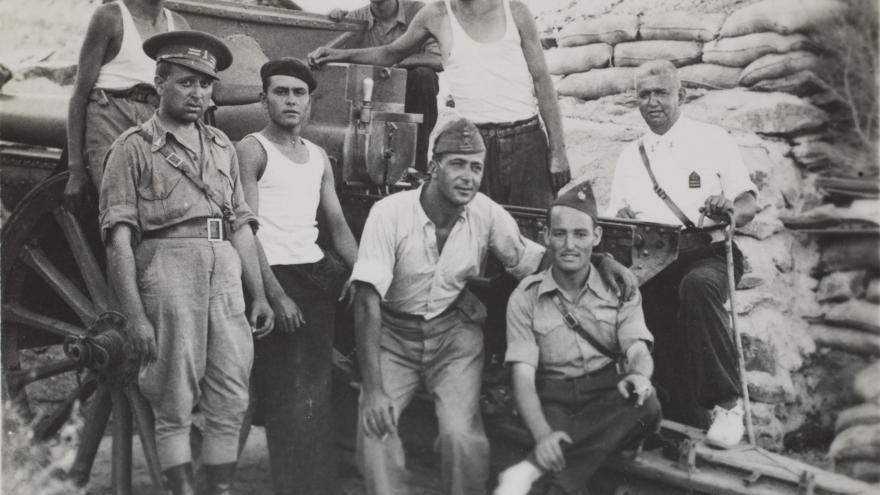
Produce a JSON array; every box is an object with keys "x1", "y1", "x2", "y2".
[
  {"x1": 530, "y1": 374, "x2": 661, "y2": 494},
  {"x1": 405, "y1": 66, "x2": 439, "y2": 172},
  {"x1": 251, "y1": 256, "x2": 348, "y2": 495},
  {"x1": 640, "y1": 242, "x2": 743, "y2": 428},
  {"x1": 476, "y1": 119, "x2": 554, "y2": 209}
]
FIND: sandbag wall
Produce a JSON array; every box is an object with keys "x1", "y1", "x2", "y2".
[{"x1": 547, "y1": 0, "x2": 844, "y2": 101}]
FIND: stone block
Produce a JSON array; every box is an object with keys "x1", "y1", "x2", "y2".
[
  {"x1": 751, "y1": 402, "x2": 786, "y2": 451},
  {"x1": 740, "y1": 305, "x2": 814, "y2": 371},
  {"x1": 688, "y1": 89, "x2": 829, "y2": 136}
]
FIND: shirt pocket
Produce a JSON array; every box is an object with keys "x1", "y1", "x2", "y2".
[
  {"x1": 589, "y1": 305, "x2": 620, "y2": 353},
  {"x1": 137, "y1": 161, "x2": 183, "y2": 201},
  {"x1": 532, "y1": 321, "x2": 572, "y2": 369}
]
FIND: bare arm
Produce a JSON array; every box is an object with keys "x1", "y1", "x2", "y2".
[
  {"x1": 317, "y1": 149, "x2": 358, "y2": 268},
  {"x1": 512, "y1": 362, "x2": 570, "y2": 472},
  {"x1": 511, "y1": 1, "x2": 570, "y2": 191},
  {"x1": 106, "y1": 224, "x2": 156, "y2": 365},
  {"x1": 308, "y1": 6, "x2": 438, "y2": 67},
  {"x1": 236, "y1": 137, "x2": 303, "y2": 334},
  {"x1": 65, "y1": 5, "x2": 117, "y2": 208},
  {"x1": 229, "y1": 223, "x2": 273, "y2": 335},
  {"x1": 396, "y1": 52, "x2": 443, "y2": 71},
  {"x1": 353, "y1": 282, "x2": 397, "y2": 437}
]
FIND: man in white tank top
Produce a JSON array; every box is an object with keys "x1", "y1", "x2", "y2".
[
  {"x1": 308, "y1": 0, "x2": 571, "y2": 209},
  {"x1": 236, "y1": 59, "x2": 358, "y2": 495},
  {"x1": 64, "y1": 0, "x2": 188, "y2": 210}
]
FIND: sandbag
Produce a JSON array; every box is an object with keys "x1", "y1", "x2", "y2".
[
  {"x1": 739, "y1": 51, "x2": 820, "y2": 86},
  {"x1": 639, "y1": 12, "x2": 725, "y2": 42},
  {"x1": 823, "y1": 300, "x2": 880, "y2": 334},
  {"x1": 614, "y1": 41, "x2": 702, "y2": 68},
  {"x1": 835, "y1": 460, "x2": 880, "y2": 483},
  {"x1": 557, "y1": 68, "x2": 637, "y2": 100},
  {"x1": 557, "y1": 15, "x2": 639, "y2": 47},
  {"x1": 836, "y1": 403, "x2": 880, "y2": 433},
  {"x1": 720, "y1": 0, "x2": 847, "y2": 37},
  {"x1": 545, "y1": 44, "x2": 612, "y2": 76},
  {"x1": 868, "y1": 279, "x2": 880, "y2": 304},
  {"x1": 703, "y1": 33, "x2": 813, "y2": 67},
  {"x1": 828, "y1": 424, "x2": 880, "y2": 460},
  {"x1": 808, "y1": 324, "x2": 880, "y2": 356},
  {"x1": 679, "y1": 64, "x2": 741, "y2": 89},
  {"x1": 854, "y1": 361, "x2": 880, "y2": 401},
  {"x1": 749, "y1": 70, "x2": 830, "y2": 97}
]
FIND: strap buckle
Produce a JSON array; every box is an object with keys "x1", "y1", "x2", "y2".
[
  {"x1": 165, "y1": 152, "x2": 184, "y2": 168},
  {"x1": 562, "y1": 312, "x2": 578, "y2": 329},
  {"x1": 206, "y1": 218, "x2": 224, "y2": 241}
]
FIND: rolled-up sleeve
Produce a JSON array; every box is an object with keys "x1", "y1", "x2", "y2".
[
  {"x1": 505, "y1": 284, "x2": 539, "y2": 368},
  {"x1": 350, "y1": 201, "x2": 397, "y2": 298},
  {"x1": 488, "y1": 203, "x2": 545, "y2": 279},
  {"x1": 99, "y1": 139, "x2": 140, "y2": 244},
  {"x1": 616, "y1": 290, "x2": 653, "y2": 355},
  {"x1": 227, "y1": 148, "x2": 259, "y2": 232}
]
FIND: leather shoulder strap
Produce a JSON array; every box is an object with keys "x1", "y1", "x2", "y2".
[
  {"x1": 550, "y1": 293, "x2": 621, "y2": 360},
  {"x1": 637, "y1": 141, "x2": 696, "y2": 229}
]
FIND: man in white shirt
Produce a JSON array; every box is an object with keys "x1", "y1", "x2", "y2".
[
  {"x1": 607, "y1": 60, "x2": 758, "y2": 448},
  {"x1": 350, "y1": 116, "x2": 636, "y2": 494}
]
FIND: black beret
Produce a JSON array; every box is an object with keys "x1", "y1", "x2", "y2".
[
  {"x1": 260, "y1": 58, "x2": 317, "y2": 92},
  {"x1": 143, "y1": 30, "x2": 232, "y2": 80}
]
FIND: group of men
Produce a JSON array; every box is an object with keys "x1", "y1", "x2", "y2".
[{"x1": 65, "y1": 0, "x2": 758, "y2": 494}]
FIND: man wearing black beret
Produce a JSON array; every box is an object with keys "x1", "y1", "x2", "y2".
[
  {"x1": 236, "y1": 57, "x2": 357, "y2": 494},
  {"x1": 100, "y1": 30, "x2": 274, "y2": 495},
  {"x1": 496, "y1": 182, "x2": 660, "y2": 495}
]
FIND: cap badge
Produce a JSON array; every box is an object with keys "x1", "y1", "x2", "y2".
[{"x1": 577, "y1": 190, "x2": 586, "y2": 200}]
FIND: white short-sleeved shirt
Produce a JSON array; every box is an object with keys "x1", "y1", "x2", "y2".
[
  {"x1": 606, "y1": 116, "x2": 756, "y2": 227},
  {"x1": 350, "y1": 186, "x2": 545, "y2": 319}
]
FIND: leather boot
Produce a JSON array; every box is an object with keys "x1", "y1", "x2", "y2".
[
  {"x1": 204, "y1": 462, "x2": 237, "y2": 495},
  {"x1": 163, "y1": 462, "x2": 196, "y2": 495}
]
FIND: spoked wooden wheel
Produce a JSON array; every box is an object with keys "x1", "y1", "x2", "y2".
[{"x1": 1, "y1": 172, "x2": 164, "y2": 494}]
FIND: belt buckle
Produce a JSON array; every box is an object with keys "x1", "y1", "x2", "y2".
[{"x1": 206, "y1": 218, "x2": 223, "y2": 242}]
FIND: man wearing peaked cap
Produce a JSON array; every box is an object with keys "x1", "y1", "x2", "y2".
[
  {"x1": 143, "y1": 30, "x2": 233, "y2": 79},
  {"x1": 99, "y1": 28, "x2": 272, "y2": 495},
  {"x1": 496, "y1": 180, "x2": 660, "y2": 495},
  {"x1": 347, "y1": 116, "x2": 637, "y2": 495}
]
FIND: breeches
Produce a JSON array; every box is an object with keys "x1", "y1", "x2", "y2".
[{"x1": 135, "y1": 239, "x2": 253, "y2": 468}]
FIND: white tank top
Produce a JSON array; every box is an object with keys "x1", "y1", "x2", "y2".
[
  {"x1": 94, "y1": 1, "x2": 176, "y2": 90},
  {"x1": 442, "y1": 0, "x2": 537, "y2": 124},
  {"x1": 249, "y1": 132, "x2": 325, "y2": 266}
]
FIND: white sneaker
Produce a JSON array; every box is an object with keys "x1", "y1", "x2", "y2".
[
  {"x1": 706, "y1": 399, "x2": 745, "y2": 449},
  {"x1": 493, "y1": 461, "x2": 543, "y2": 495}
]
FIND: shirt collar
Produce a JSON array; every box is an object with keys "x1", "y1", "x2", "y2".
[
  {"x1": 366, "y1": 0, "x2": 408, "y2": 33},
  {"x1": 147, "y1": 114, "x2": 227, "y2": 152},
  {"x1": 536, "y1": 264, "x2": 616, "y2": 303},
  {"x1": 414, "y1": 184, "x2": 469, "y2": 228},
  {"x1": 643, "y1": 114, "x2": 689, "y2": 152}
]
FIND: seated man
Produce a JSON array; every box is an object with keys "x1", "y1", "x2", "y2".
[
  {"x1": 329, "y1": 0, "x2": 441, "y2": 172},
  {"x1": 606, "y1": 60, "x2": 758, "y2": 447},
  {"x1": 496, "y1": 182, "x2": 660, "y2": 495}
]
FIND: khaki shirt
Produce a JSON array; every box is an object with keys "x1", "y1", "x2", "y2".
[
  {"x1": 99, "y1": 114, "x2": 257, "y2": 243},
  {"x1": 505, "y1": 266, "x2": 653, "y2": 380},
  {"x1": 346, "y1": 0, "x2": 441, "y2": 58}
]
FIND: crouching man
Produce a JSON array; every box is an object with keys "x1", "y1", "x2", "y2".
[{"x1": 495, "y1": 183, "x2": 660, "y2": 495}]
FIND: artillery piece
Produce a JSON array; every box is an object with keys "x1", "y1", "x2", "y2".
[{"x1": 0, "y1": 1, "x2": 873, "y2": 494}]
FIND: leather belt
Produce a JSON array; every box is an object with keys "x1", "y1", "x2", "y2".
[
  {"x1": 536, "y1": 363, "x2": 621, "y2": 398},
  {"x1": 476, "y1": 115, "x2": 540, "y2": 138},
  {"x1": 381, "y1": 292, "x2": 465, "y2": 322},
  {"x1": 143, "y1": 217, "x2": 228, "y2": 241}
]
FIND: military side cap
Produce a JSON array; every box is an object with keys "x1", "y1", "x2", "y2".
[
  {"x1": 431, "y1": 117, "x2": 486, "y2": 155},
  {"x1": 260, "y1": 58, "x2": 317, "y2": 92},
  {"x1": 143, "y1": 31, "x2": 233, "y2": 80},
  {"x1": 552, "y1": 180, "x2": 598, "y2": 222}
]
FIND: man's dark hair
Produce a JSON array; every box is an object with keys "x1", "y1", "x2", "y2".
[{"x1": 155, "y1": 60, "x2": 174, "y2": 80}]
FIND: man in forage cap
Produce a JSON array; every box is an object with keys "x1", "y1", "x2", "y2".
[
  {"x1": 495, "y1": 181, "x2": 661, "y2": 495},
  {"x1": 348, "y1": 116, "x2": 638, "y2": 495},
  {"x1": 99, "y1": 30, "x2": 273, "y2": 495}
]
